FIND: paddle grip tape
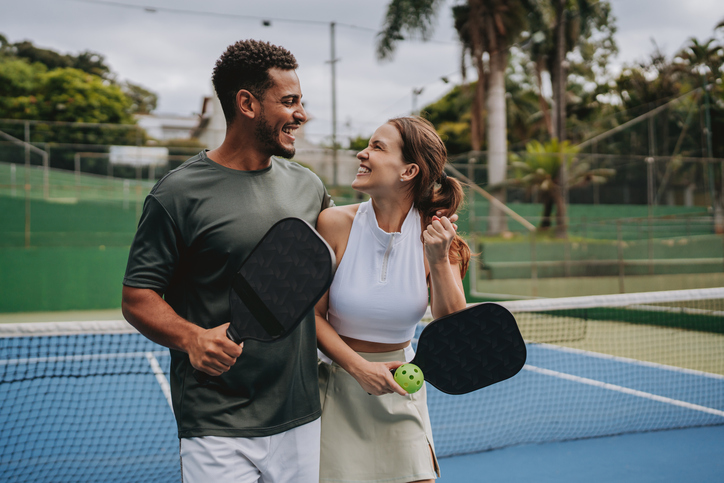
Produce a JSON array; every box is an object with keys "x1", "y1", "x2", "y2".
[{"x1": 230, "y1": 274, "x2": 285, "y2": 342}]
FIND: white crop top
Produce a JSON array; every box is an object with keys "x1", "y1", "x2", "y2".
[{"x1": 327, "y1": 200, "x2": 428, "y2": 344}]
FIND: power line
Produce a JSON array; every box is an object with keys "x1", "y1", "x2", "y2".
[{"x1": 57, "y1": 0, "x2": 455, "y2": 44}]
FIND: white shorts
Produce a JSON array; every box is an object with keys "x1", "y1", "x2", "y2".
[{"x1": 180, "y1": 418, "x2": 321, "y2": 483}]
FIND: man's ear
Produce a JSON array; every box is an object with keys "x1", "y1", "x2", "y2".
[{"x1": 236, "y1": 90, "x2": 257, "y2": 120}]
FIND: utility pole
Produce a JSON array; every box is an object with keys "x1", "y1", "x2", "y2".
[
  {"x1": 262, "y1": 18, "x2": 340, "y2": 185},
  {"x1": 412, "y1": 87, "x2": 424, "y2": 115},
  {"x1": 329, "y1": 22, "x2": 339, "y2": 186}
]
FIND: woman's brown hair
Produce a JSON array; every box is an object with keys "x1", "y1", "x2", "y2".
[{"x1": 387, "y1": 116, "x2": 471, "y2": 277}]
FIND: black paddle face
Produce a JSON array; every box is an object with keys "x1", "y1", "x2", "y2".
[
  {"x1": 412, "y1": 303, "x2": 526, "y2": 395},
  {"x1": 226, "y1": 217, "x2": 336, "y2": 343}
]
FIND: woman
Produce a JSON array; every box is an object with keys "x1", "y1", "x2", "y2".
[{"x1": 315, "y1": 116, "x2": 471, "y2": 483}]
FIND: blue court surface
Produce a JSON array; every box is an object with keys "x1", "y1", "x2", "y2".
[
  {"x1": 1, "y1": 328, "x2": 723, "y2": 482},
  {"x1": 438, "y1": 425, "x2": 724, "y2": 482}
]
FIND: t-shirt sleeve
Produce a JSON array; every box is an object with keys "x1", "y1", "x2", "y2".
[
  {"x1": 321, "y1": 185, "x2": 335, "y2": 210},
  {"x1": 123, "y1": 194, "x2": 182, "y2": 292}
]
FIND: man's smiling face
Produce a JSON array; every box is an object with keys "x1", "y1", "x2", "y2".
[{"x1": 254, "y1": 68, "x2": 307, "y2": 159}]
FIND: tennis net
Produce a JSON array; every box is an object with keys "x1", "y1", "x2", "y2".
[
  {"x1": 1, "y1": 288, "x2": 723, "y2": 481},
  {"x1": 425, "y1": 287, "x2": 724, "y2": 456}
]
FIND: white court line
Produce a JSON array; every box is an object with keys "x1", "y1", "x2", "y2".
[
  {"x1": 145, "y1": 352, "x2": 174, "y2": 414},
  {"x1": 628, "y1": 304, "x2": 724, "y2": 317},
  {"x1": 0, "y1": 348, "x2": 175, "y2": 413},
  {"x1": 0, "y1": 350, "x2": 168, "y2": 366},
  {"x1": 533, "y1": 342, "x2": 724, "y2": 380},
  {"x1": 524, "y1": 364, "x2": 724, "y2": 418}
]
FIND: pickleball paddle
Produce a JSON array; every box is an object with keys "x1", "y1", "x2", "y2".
[
  {"x1": 397, "y1": 302, "x2": 526, "y2": 395},
  {"x1": 195, "y1": 217, "x2": 335, "y2": 383}
]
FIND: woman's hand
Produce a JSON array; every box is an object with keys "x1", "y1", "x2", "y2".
[
  {"x1": 423, "y1": 215, "x2": 457, "y2": 265},
  {"x1": 436, "y1": 210, "x2": 459, "y2": 231},
  {"x1": 349, "y1": 360, "x2": 408, "y2": 396}
]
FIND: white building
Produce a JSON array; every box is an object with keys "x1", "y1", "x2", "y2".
[{"x1": 134, "y1": 113, "x2": 198, "y2": 141}]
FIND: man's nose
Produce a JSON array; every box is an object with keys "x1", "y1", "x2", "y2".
[{"x1": 294, "y1": 105, "x2": 307, "y2": 123}]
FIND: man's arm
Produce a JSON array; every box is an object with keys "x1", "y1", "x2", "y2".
[{"x1": 121, "y1": 286, "x2": 243, "y2": 377}]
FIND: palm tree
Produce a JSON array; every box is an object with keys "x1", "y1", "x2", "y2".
[
  {"x1": 525, "y1": 6, "x2": 555, "y2": 137},
  {"x1": 451, "y1": 3, "x2": 486, "y2": 151},
  {"x1": 377, "y1": 0, "x2": 531, "y2": 234},
  {"x1": 525, "y1": 0, "x2": 610, "y2": 142},
  {"x1": 677, "y1": 37, "x2": 723, "y2": 85},
  {"x1": 507, "y1": 139, "x2": 614, "y2": 235}
]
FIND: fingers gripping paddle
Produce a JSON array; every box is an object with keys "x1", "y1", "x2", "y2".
[
  {"x1": 196, "y1": 217, "x2": 335, "y2": 383},
  {"x1": 394, "y1": 303, "x2": 527, "y2": 395}
]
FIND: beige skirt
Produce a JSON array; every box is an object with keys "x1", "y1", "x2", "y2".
[{"x1": 318, "y1": 349, "x2": 440, "y2": 483}]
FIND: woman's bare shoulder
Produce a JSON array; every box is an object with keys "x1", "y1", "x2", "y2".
[{"x1": 318, "y1": 203, "x2": 359, "y2": 228}]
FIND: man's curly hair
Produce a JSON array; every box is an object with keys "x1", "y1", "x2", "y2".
[{"x1": 212, "y1": 39, "x2": 298, "y2": 123}]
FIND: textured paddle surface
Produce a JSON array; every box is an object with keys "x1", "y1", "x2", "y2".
[
  {"x1": 228, "y1": 218, "x2": 335, "y2": 343},
  {"x1": 414, "y1": 303, "x2": 527, "y2": 395}
]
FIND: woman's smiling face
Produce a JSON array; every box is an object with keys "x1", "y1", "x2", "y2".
[{"x1": 352, "y1": 123, "x2": 410, "y2": 196}]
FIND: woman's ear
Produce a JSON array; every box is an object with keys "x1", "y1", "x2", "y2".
[{"x1": 402, "y1": 163, "x2": 420, "y2": 181}]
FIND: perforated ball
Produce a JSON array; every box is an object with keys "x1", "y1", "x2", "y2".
[{"x1": 393, "y1": 363, "x2": 424, "y2": 394}]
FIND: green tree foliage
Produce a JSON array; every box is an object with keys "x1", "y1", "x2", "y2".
[
  {"x1": 7, "y1": 40, "x2": 112, "y2": 79},
  {"x1": 0, "y1": 35, "x2": 159, "y2": 174},
  {"x1": 376, "y1": 0, "x2": 445, "y2": 60},
  {"x1": 348, "y1": 135, "x2": 371, "y2": 152},
  {"x1": 421, "y1": 62, "x2": 547, "y2": 155},
  {"x1": 122, "y1": 82, "x2": 158, "y2": 115},
  {"x1": 0, "y1": 34, "x2": 157, "y2": 119},
  {"x1": 421, "y1": 84, "x2": 473, "y2": 155},
  {"x1": 507, "y1": 139, "x2": 614, "y2": 234},
  {"x1": 3, "y1": 65, "x2": 134, "y2": 124}
]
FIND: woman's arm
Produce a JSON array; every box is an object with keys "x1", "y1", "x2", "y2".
[
  {"x1": 424, "y1": 215, "x2": 467, "y2": 319},
  {"x1": 314, "y1": 207, "x2": 407, "y2": 396},
  {"x1": 315, "y1": 292, "x2": 406, "y2": 396}
]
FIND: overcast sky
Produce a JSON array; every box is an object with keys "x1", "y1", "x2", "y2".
[{"x1": 2, "y1": 0, "x2": 723, "y2": 145}]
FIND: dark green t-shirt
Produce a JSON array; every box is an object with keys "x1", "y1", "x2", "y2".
[{"x1": 123, "y1": 150, "x2": 332, "y2": 438}]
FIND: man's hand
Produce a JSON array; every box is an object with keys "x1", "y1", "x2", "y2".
[{"x1": 188, "y1": 323, "x2": 244, "y2": 376}]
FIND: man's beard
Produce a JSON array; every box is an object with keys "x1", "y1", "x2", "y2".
[{"x1": 255, "y1": 106, "x2": 296, "y2": 159}]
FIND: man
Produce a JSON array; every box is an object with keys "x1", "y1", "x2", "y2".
[{"x1": 122, "y1": 40, "x2": 332, "y2": 483}]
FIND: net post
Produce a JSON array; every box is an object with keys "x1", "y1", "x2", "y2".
[
  {"x1": 646, "y1": 156, "x2": 655, "y2": 275},
  {"x1": 468, "y1": 154, "x2": 476, "y2": 231},
  {"x1": 42, "y1": 144, "x2": 49, "y2": 200},
  {"x1": 529, "y1": 230, "x2": 538, "y2": 297},
  {"x1": 24, "y1": 121, "x2": 31, "y2": 249},
  {"x1": 617, "y1": 220, "x2": 625, "y2": 293},
  {"x1": 74, "y1": 153, "x2": 81, "y2": 198}
]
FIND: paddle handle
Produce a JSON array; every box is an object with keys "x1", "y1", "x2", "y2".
[{"x1": 193, "y1": 327, "x2": 240, "y2": 386}]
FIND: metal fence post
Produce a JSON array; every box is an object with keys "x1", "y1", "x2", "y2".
[{"x1": 617, "y1": 220, "x2": 625, "y2": 293}]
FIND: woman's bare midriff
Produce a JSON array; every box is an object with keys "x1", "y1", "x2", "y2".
[{"x1": 340, "y1": 335, "x2": 411, "y2": 353}]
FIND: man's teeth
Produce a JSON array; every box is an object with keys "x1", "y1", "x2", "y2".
[
  {"x1": 282, "y1": 126, "x2": 295, "y2": 134},
  {"x1": 357, "y1": 166, "x2": 371, "y2": 174}
]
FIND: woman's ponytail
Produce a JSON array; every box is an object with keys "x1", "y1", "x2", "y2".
[{"x1": 387, "y1": 116, "x2": 472, "y2": 277}]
